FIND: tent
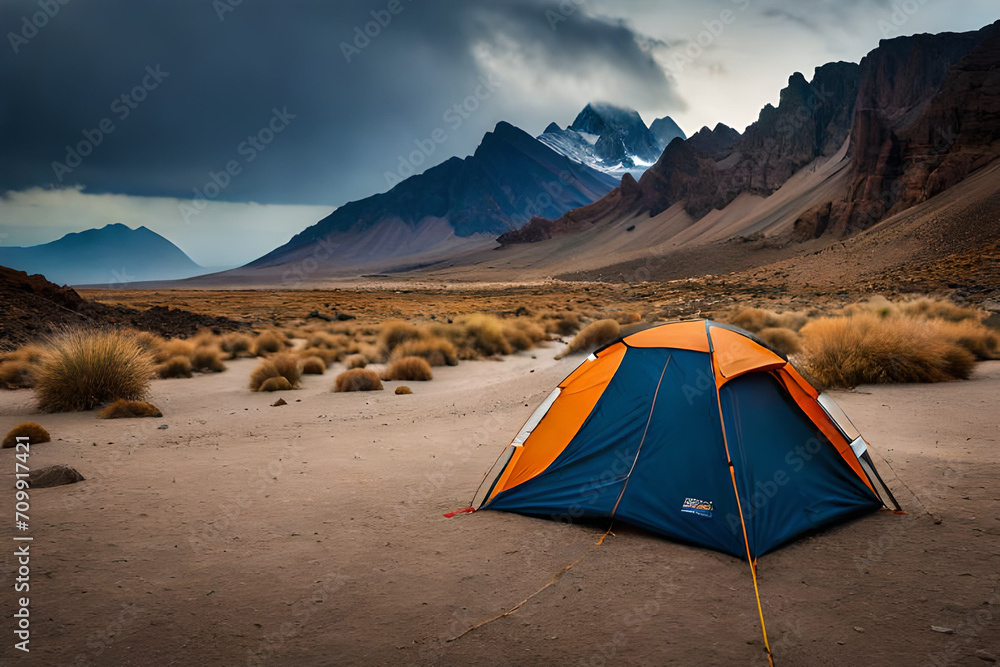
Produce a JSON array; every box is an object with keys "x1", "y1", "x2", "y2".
[{"x1": 475, "y1": 320, "x2": 899, "y2": 559}]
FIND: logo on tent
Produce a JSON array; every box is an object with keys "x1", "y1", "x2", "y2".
[{"x1": 681, "y1": 497, "x2": 714, "y2": 518}]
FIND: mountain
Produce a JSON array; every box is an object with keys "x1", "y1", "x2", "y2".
[
  {"x1": 537, "y1": 103, "x2": 686, "y2": 178},
  {"x1": 497, "y1": 22, "x2": 999, "y2": 259},
  {"x1": 235, "y1": 121, "x2": 618, "y2": 279},
  {"x1": 0, "y1": 224, "x2": 203, "y2": 286},
  {"x1": 649, "y1": 116, "x2": 686, "y2": 148}
]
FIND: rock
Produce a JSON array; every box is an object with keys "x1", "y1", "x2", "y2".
[
  {"x1": 29, "y1": 465, "x2": 84, "y2": 488},
  {"x1": 272, "y1": 398, "x2": 287, "y2": 406},
  {"x1": 157, "y1": 424, "x2": 169, "y2": 430},
  {"x1": 931, "y1": 626, "x2": 955, "y2": 634}
]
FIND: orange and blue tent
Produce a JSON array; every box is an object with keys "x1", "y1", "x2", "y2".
[{"x1": 475, "y1": 320, "x2": 899, "y2": 559}]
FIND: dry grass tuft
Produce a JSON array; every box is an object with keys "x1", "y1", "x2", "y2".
[
  {"x1": 156, "y1": 355, "x2": 193, "y2": 379},
  {"x1": 460, "y1": 314, "x2": 512, "y2": 357},
  {"x1": 0, "y1": 360, "x2": 34, "y2": 389},
  {"x1": 378, "y1": 320, "x2": 423, "y2": 356},
  {"x1": 98, "y1": 399, "x2": 162, "y2": 419},
  {"x1": 612, "y1": 312, "x2": 643, "y2": 325},
  {"x1": 723, "y1": 307, "x2": 808, "y2": 333},
  {"x1": 252, "y1": 330, "x2": 287, "y2": 356},
  {"x1": 391, "y1": 337, "x2": 458, "y2": 366},
  {"x1": 3, "y1": 422, "x2": 50, "y2": 448},
  {"x1": 333, "y1": 368, "x2": 384, "y2": 392},
  {"x1": 191, "y1": 346, "x2": 226, "y2": 373},
  {"x1": 345, "y1": 354, "x2": 368, "y2": 369},
  {"x1": 154, "y1": 339, "x2": 195, "y2": 363},
  {"x1": 259, "y1": 376, "x2": 294, "y2": 392},
  {"x1": 249, "y1": 353, "x2": 302, "y2": 391},
  {"x1": 382, "y1": 356, "x2": 433, "y2": 381},
  {"x1": 34, "y1": 329, "x2": 153, "y2": 412},
  {"x1": 756, "y1": 327, "x2": 802, "y2": 356},
  {"x1": 395, "y1": 385, "x2": 413, "y2": 395},
  {"x1": 557, "y1": 319, "x2": 620, "y2": 359},
  {"x1": 300, "y1": 356, "x2": 327, "y2": 375},
  {"x1": 220, "y1": 333, "x2": 254, "y2": 359},
  {"x1": 3, "y1": 422, "x2": 51, "y2": 448},
  {"x1": 800, "y1": 313, "x2": 975, "y2": 388}
]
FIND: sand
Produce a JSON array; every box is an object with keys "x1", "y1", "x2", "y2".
[{"x1": 1, "y1": 350, "x2": 998, "y2": 665}]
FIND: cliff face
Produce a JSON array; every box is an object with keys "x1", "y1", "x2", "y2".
[
  {"x1": 501, "y1": 22, "x2": 1000, "y2": 248},
  {"x1": 500, "y1": 61, "x2": 860, "y2": 243},
  {"x1": 829, "y1": 24, "x2": 999, "y2": 235}
]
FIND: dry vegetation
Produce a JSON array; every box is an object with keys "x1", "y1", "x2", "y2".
[
  {"x1": 382, "y1": 356, "x2": 433, "y2": 381},
  {"x1": 718, "y1": 297, "x2": 997, "y2": 388},
  {"x1": 249, "y1": 353, "x2": 302, "y2": 391},
  {"x1": 34, "y1": 329, "x2": 153, "y2": 412},
  {"x1": 98, "y1": 399, "x2": 163, "y2": 419},
  {"x1": 556, "y1": 319, "x2": 621, "y2": 359},
  {"x1": 334, "y1": 368, "x2": 383, "y2": 392},
  {"x1": 2, "y1": 422, "x2": 50, "y2": 448}
]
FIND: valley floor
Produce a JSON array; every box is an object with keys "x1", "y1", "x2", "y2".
[{"x1": 1, "y1": 346, "x2": 998, "y2": 665}]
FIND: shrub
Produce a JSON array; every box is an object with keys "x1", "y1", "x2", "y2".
[
  {"x1": 382, "y1": 356, "x2": 433, "y2": 381},
  {"x1": 156, "y1": 355, "x2": 193, "y2": 379},
  {"x1": 301, "y1": 356, "x2": 327, "y2": 374},
  {"x1": 756, "y1": 327, "x2": 802, "y2": 356},
  {"x1": 98, "y1": 399, "x2": 162, "y2": 419},
  {"x1": 0, "y1": 360, "x2": 34, "y2": 389},
  {"x1": 34, "y1": 329, "x2": 153, "y2": 412},
  {"x1": 253, "y1": 331, "x2": 287, "y2": 356},
  {"x1": 249, "y1": 353, "x2": 302, "y2": 391},
  {"x1": 557, "y1": 319, "x2": 620, "y2": 359},
  {"x1": 613, "y1": 312, "x2": 643, "y2": 325},
  {"x1": 333, "y1": 368, "x2": 384, "y2": 392},
  {"x1": 934, "y1": 319, "x2": 998, "y2": 360},
  {"x1": 220, "y1": 333, "x2": 253, "y2": 359},
  {"x1": 299, "y1": 346, "x2": 340, "y2": 365},
  {"x1": 395, "y1": 385, "x2": 413, "y2": 395},
  {"x1": 378, "y1": 320, "x2": 423, "y2": 356},
  {"x1": 130, "y1": 331, "x2": 167, "y2": 356},
  {"x1": 897, "y1": 297, "x2": 982, "y2": 322},
  {"x1": 345, "y1": 354, "x2": 368, "y2": 369},
  {"x1": 154, "y1": 339, "x2": 195, "y2": 363},
  {"x1": 3, "y1": 422, "x2": 50, "y2": 448},
  {"x1": 461, "y1": 314, "x2": 512, "y2": 357},
  {"x1": 800, "y1": 313, "x2": 975, "y2": 388},
  {"x1": 191, "y1": 346, "x2": 226, "y2": 373},
  {"x1": 502, "y1": 320, "x2": 546, "y2": 352},
  {"x1": 391, "y1": 337, "x2": 458, "y2": 366},
  {"x1": 307, "y1": 332, "x2": 349, "y2": 349},
  {"x1": 259, "y1": 376, "x2": 294, "y2": 392},
  {"x1": 543, "y1": 312, "x2": 580, "y2": 336}
]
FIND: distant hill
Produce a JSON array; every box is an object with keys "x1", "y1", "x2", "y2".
[{"x1": 0, "y1": 223, "x2": 204, "y2": 286}]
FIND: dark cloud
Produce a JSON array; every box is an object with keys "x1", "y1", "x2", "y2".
[{"x1": 0, "y1": 0, "x2": 681, "y2": 207}]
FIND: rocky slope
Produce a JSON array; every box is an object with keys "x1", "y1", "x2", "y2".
[
  {"x1": 0, "y1": 265, "x2": 244, "y2": 348},
  {"x1": 500, "y1": 22, "x2": 999, "y2": 250},
  {"x1": 243, "y1": 121, "x2": 617, "y2": 276}
]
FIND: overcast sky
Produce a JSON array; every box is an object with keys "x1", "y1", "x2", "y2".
[{"x1": 1, "y1": 0, "x2": 996, "y2": 266}]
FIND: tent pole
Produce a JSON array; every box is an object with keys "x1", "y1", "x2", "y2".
[{"x1": 707, "y1": 324, "x2": 775, "y2": 666}]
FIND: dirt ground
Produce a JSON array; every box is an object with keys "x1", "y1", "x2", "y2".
[{"x1": 1, "y1": 344, "x2": 998, "y2": 665}]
